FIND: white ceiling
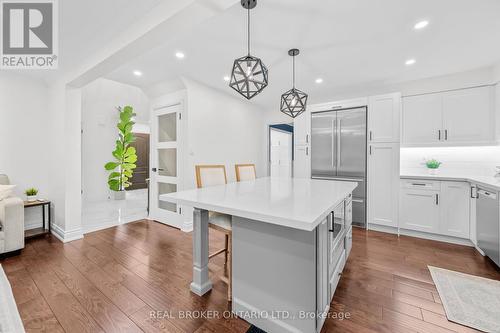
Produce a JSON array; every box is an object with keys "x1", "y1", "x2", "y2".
[
  {"x1": 14, "y1": 0, "x2": 167, "y2": 83},
  {"x1": 103, "y1": 0, "x2": 500, "y2": 109}
]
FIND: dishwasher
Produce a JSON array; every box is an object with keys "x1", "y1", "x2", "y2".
[{"x1": 476, "y1": 186, "x2": 500, "y2": 267}]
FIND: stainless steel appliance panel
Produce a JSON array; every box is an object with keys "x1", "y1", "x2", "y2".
[
  {"x1": 477, "y1": 188, "x2": 500, "y2": 266},
  {"x1": 336, "y1": 108, "x2": 367, "y2": 178},
  {"x1": 311, "y1": 112, "x2": 336, "y2": 177}
]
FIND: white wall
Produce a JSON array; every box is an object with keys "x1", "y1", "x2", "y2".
[
  {"x1": 183, "y1": 78, "x2": 266, "y2": 187},
  {"x1": 0, "y1": 73, "x2": 51, "y2": 230},
  {"x1": 81, "y1": 78, "x2": 149, "y2": 202},
  {"x1": 401, "y1": 146, "x2": 500, "y2": 176}
]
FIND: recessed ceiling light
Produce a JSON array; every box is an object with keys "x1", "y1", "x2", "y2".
[
  {"x1": 405, "y1": 59, "x2": 416, "y2": 66},
  {"x1": 133, "y1": 70, "x2": 143, "y2": 76},
  {"x1": 223, "y1": 76, "x2": 230, "y2": 82},
  {"x1": 414, "y1": 20, "x2": 429, "y2": 30},
  {"x1": 175, "y1": 51, "x2": 185, "y2": 59},
  {"x1": 315, "y1": 78, "x2": 323, "y2": 84}
]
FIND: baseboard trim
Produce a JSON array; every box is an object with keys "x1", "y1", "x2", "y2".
[
  {"x1": 181, "y1": 221, "x2": 193, "y2": 233},
  {"x1": 82, "y1": 214, "x2": 147, "y2": 234},
  {"x1": 367, "y1": 224, "x2": 473, "y2": 247},
  {"x1": 51, "y1": 224, "x2": 83, "y2": 243},
  {"x1": 232, "y1": 297, "x2": 304, "y2": 333}
]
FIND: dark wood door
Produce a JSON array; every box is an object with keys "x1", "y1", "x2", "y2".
[{"x1": 129, "y1": 133, "x2": 150, "y2": 190}]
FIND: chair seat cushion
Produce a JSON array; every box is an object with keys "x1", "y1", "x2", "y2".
[{"x1": 208, "y1": 212, "x2": 232, "y2": 231}]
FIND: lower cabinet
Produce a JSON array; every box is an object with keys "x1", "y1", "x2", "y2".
[
  {"x1": 316, "y1": 197, "x2": 352, "y2": 331},
  {"x1": 440, "y1": 181, "x2": 470, "y2": 238},
  {"x1": 399, "y1": 179, "x2": 470, "y2": 239}
]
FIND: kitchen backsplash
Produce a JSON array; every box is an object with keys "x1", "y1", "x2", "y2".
[{"x1": 400, "y1": 146, "x2": 500, "y2": 176}]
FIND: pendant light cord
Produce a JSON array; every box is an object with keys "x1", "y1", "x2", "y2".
[
  {"x1": 247, "y1": 6, "x2": 250, "y2": 55},
  {"x1": 292, "y1": 55, "x2": 295, "y2": 88}
]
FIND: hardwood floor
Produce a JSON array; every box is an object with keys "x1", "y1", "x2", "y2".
[{"x1": 1, "y1": 220, "x2": 499, "y2": 333}]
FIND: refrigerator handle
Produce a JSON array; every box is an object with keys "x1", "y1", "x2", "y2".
[
  {"x1": 331, "y1": 119, "x2": 336, "y2": 167},
  {"x1": 337, "y1": 119, "x2": 342, "y2": 171}
]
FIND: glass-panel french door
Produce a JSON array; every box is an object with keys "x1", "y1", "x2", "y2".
[{"x1": 150, "y1": 100, "x2": 183, "y2": 228}]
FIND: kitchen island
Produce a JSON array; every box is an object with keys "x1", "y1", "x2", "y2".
[{"x1": 160, "y1": 177, "x2": 356, "y2": 333}]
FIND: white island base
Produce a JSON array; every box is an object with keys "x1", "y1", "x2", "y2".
[{"x1": 232, "y1": 215, "x2": 324, "y2": 333}]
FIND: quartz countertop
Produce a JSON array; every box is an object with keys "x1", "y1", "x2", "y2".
[
  {"x1": 400, "y1": 169, "x2": 500, "y2": 191},
  {"x1": 160, "y1": 177, "x2": 357, "y2": 231}
]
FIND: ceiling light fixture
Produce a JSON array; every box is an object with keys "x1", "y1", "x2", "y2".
[
  {"x1": 280, "y1": 48, "x2": 308, "y2": 118},
  {"x1": 229, "y1": 0, "x2": 268, "y2": 100},
  {"x1": 315, "y1": 78, "x2": 323, "y2": 84},
  {"x1": 414, "y1": 20, "x2": 429, "y2": 30},
  {"x1": 133, "y1": 70, "x2": 143, "y2": 77},
  {"x1": 405, "y1": 59, "x2": 416, "y2": 66},
  {"x1": 175, "y1": 51, "x2": 185, "y2": 59}
]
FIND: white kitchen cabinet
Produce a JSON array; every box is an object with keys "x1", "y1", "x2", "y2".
[
  {"x1": 442, "y1": 87, "x2": 494, "y2": 143},
  {"x1": 402, "y1": 86, "x2": 494, "y2": 146},
  {"x1": 402, "y1": 93, "x2": 443, "y2": 144},
  {"x1": 368, "y1": 93, "x2": 401, "y2": 143},
  {"x1": 399, "y1": 179, "x2": 471, "y2": 239},
  {"x1": 294, "y1": 145, "x2": 310, "y2": 178},
  {"x1": 440, "y1": 181, "x2": 470, "y2": 239},
  {"x1": 400, "y1": 185, "x2": 440, "y2": 233},
  {"x1": 367, "y1": 143, "x2": 400, "y2": 228},
  {"x1": 293, "y1": 109, "x2": 311, "y2": 146}
]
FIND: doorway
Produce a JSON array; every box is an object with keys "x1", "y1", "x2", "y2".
[
  {"x1": 269, "y1": 124, "x2": 293, "y2": 178},
  {"x1": 128, "y1": 133, "x2": 150, "y2": 190}
]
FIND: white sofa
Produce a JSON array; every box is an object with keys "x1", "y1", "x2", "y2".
[{"x1": 0, "y1": 175, "x2": 24, "y2": 255}]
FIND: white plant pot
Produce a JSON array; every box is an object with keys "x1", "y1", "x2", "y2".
[
  {"x1": 111, "y1": 190, "x2": 126, "y2": 200},
  {"x1": 26, "y1": 195, "x2": 38, "y2": 202},
  {"x1": 427, "y1": 168, "x2": 438, "y2": 175}
]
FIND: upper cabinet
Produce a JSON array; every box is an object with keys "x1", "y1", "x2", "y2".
[
  {"x1": 368, "y1": 93, "x2": 401, "y2": 143},
  {"x1": 402, "y1": 86, "x2": 494, "y2": 146}
]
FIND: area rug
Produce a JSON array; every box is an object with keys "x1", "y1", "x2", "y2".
[
  {"x1": 429, "y1": 266, "x2": 500, "y2": 332},
  {"x1": 0, "y1": 265, "x2": 25, "y2": 333}
]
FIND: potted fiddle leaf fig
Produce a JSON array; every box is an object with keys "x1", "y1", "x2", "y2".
[{"x1": 104, "y1": 106, "x2": 138, "y2": 200}]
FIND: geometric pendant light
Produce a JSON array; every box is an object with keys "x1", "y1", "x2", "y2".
[
  {"x1": 280, "y1": 48, "x2": 308, "y2": 118},
  {"x1": 229, "y1": 0, "x2": 269, "y2": 100}
]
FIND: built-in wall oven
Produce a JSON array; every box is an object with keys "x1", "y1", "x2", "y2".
[{"x1": 476, "y1": 186, "x2": 500, "y2": 267}]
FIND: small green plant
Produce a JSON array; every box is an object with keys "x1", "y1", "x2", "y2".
[
  {"x1": 104, "y1": 106, "x2": 137, "y2": 192},
  {"x1": 25, "y1": 188, "x2": 38, "y2": 196},
  {"x1": 425, "y1": 159, "x2": 442, "y2": 169}
]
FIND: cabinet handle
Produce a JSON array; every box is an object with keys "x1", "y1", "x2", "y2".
[
  {"x1": 306, "y1": 134, "x2": 309, "y2": 143},
  {"x1": 470, "y1": 186, "x2": 479, "y2": 199},
  {"x1": 369, "y1": 146, "x2": 372, "y2": 155},
  {"x1": 306, "y1": 147, "x2": 309, "y2": 156},
  {"x1": 369, "y1": 131, "x2": 373, "y2": 141},
  {"x1": 438, "y1": 130, "x2": 441, "y2": 141},
  {"x1": 435, "y1": 194, "x2": 439, "y2": 205},
  {"x1": 411, "y1": 183, "x2": 427, "y2": 186},
  {"x1": 445, "y1": 129, "x2": 448, "y2": 140}
]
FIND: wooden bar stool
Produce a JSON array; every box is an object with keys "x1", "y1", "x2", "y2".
[
  {"x1": 235, "y1": 164, "x2": 256, "y2": 182},
  {"x1": 195, "y1": 165, "x2": 232, "y2": 300}
]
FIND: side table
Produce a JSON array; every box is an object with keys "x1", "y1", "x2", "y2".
[{"x1": 24, "y1": 200, "x2": 51, "y2": 239}]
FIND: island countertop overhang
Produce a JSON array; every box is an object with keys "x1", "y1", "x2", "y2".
[{"x1": 160, "y1": 177, "x2": 357, "y2": 231}]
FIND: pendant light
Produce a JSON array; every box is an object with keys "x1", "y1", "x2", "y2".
[
  {"x1": 229, "y1": 0, "x2": 268, "y2": 100},
  {"x1": 280, "y1": 48, "x2": 308, "y2": 118}
]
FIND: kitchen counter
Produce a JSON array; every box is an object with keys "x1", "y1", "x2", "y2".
[{"x1": 401, "y1": 169, "x2": 500, "y2": 191}]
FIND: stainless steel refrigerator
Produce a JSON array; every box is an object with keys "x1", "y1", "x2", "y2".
[{"x1": 311, "y1": 107, "x2": 367, "y2": 227}]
